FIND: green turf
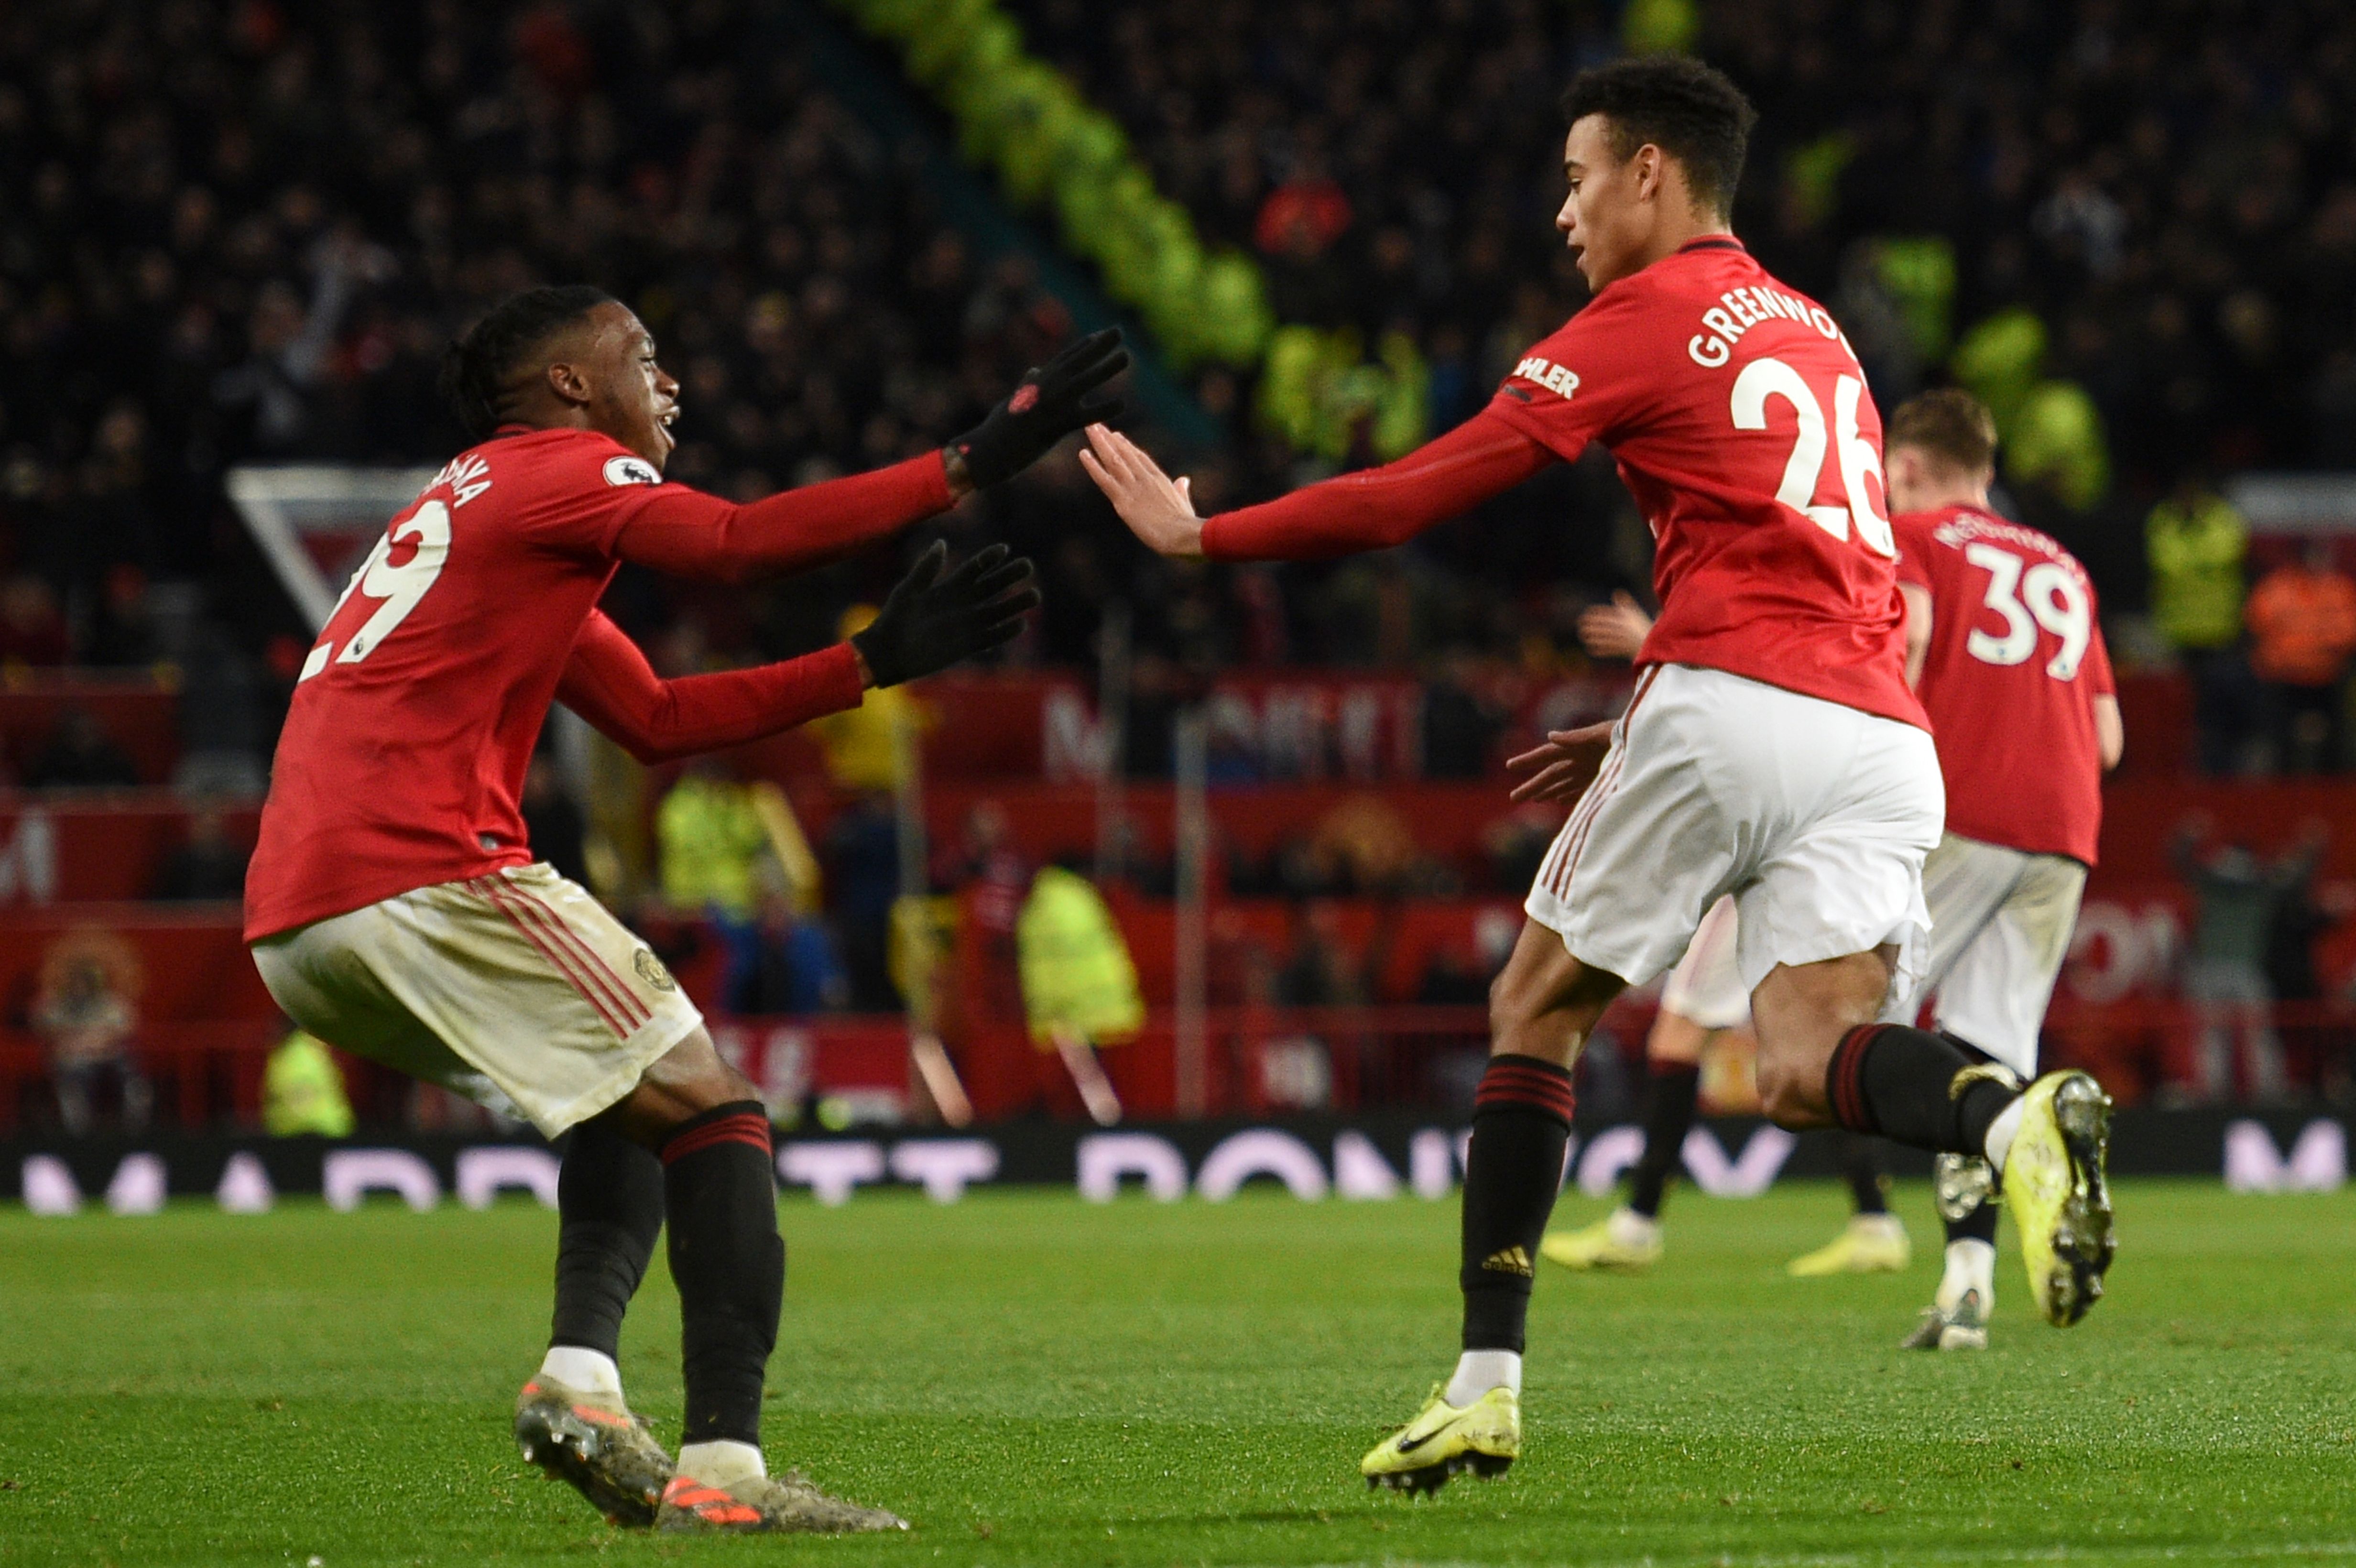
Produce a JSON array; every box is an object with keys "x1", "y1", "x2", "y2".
[{"x1": 2, "y1": 1180, "x2": 2353, "y2": 1567}]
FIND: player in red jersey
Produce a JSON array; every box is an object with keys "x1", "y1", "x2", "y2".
[
  {"x1": 1863, "y1": 389, "x2": 2125, "y2": 1350},
  {"x1": 1083, "y1": 58, "x2": 2115, "y2": 1492},
  {"x1": 245, "y1": 285, "x2": 1121, "y2": 1532}
]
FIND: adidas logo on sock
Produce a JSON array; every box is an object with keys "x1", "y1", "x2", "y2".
[{"x1": 1481, "y1": 1246, "x2": 1534, "y2": 1277}]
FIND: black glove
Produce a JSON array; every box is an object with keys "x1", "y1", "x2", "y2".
[
  {"x1": 851, "y1": 541, "x2": 1042, "y2": 688},
  {"x1": 948, "y1": 327, "x2": 1129, "y2": 489}
]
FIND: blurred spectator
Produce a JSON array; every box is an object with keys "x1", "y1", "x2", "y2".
[
  {"x1": 1017, "y1": 865, "x2": 1144, "y2": 1048},
  {"x1": 2147, "y1": 477, "x2": 2256, "y2": 774},
  {"x1": 2171, "y1": 819, "x2": 2327, "y2": 1103},
  {"x1": 745, "y1": 884, "x2": 853, "y2": 1016},
  {"x1": 263, "y1": 1028, "x2": 355, "y2": 1138},
  {"x1": 808, "y1": 606, "x2": 931, "y2": 795},
  {"x1": 33, "y1": 931, "x2": 149, "y2": 1135},
  {"x1": 521, "y1": 752, "x2": 590, "y2": 890},
  {"x1": 2245, "y1": 541, "x2": 2356, "y2": 773},
  {"x1": 1277, "y1": 900, "x2": 1369, "y2": 1008},
  {"x1": 1421, "y1": 648, "x2": 1505, "y2": 779},
  {"x1": 655, "y1": 762, "x2": 773, "y2": 1009},
  {"x1": 24, "y1": 709, "x2": 141, "y2": 790},
  {"x1": 823, "y1": 792, "x2": 904, "y2": 1009},
  {"x1": 150, "y1": 806, "x2": 251, "y2": 901},
  {"x1": 944, "y1": 801, "x2": 1035, "y2": 1022},
  {"x1": 0, "y1": 576, "x2": 70, "y2": 667}
]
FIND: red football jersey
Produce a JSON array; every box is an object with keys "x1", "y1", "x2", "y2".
[
  {"x1": 245, "y1": 425, "x2": 949, "y2": 940},
  {"x1": 1485, "y1": 238, "x2": 1923, "y2": 730},
  {"x1": 1893, "y1": 505, "x2": 2113, "y2": 864}
]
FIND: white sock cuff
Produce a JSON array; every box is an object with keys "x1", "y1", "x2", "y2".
[
  {"x1": 1983, "y1": 1098, "x2": 2027, "y2": 1172},
  {"x1": 538, "y1": 1346, "x2": 623, "y2": 1400},
  {"x1": 677, "y1": 1439, "x2": 766, "y2": 1488},
  {"x1": 1445, "y1": 1349, "x2": 1523, "y2": 1406}
]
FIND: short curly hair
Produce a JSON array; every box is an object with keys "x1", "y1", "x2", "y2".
[
  {"x1": 437, "y1": 285, "x2": 617, "y2": 441},
  {"x1": 1559, "y1": 56, "x2": 1758, "y2": 217}
]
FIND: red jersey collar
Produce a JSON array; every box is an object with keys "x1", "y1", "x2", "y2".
[{"x1": 1677, "y1": 236, "x2": 1746, "y2": 254}]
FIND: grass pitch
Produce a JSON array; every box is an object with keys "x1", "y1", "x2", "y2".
[{"x1": 2, "y1": 1181, "x2": 2352, "y2": 1567}]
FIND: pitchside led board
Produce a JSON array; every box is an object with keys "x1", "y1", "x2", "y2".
[{"x1": 10, "y1": 1111, "x2": 2348, "y2": 1214}]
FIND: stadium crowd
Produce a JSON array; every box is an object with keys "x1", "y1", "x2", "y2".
[{"x1": 4, "y1": 1, "x2": 2356, "y2": 1128}]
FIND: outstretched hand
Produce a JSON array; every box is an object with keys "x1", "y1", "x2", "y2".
[
  {"x1": 947, "y1": 329, "x2": 1130, "y2": 491},
  {"x1": 851, "y1": 542, "x2": 1041, "y2": 688},
  {"x1": 1577, "y1": 591, "x2": 1652, "y2": 661},
  {"x1": 1079, "y1": 424, "x2": 1202, "y2": 558},
  {"x1": 1505, "y1": 721, "x2": 1616, "y2": 805}
]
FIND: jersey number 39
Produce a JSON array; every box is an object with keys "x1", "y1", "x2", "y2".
[
  {"x1": 1962, "y1": 541, "x2": 2089, "y2": 679},
  {"x1": 298, "y1": 499, "x2": 451, "y2": 682}
]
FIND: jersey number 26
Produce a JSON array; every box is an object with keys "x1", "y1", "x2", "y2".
[{"x1": 1730, "y1": 356, "x2": 1895, "y2": 556}]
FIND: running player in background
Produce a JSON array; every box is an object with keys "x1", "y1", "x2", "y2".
[
  {"x1": 245, "y1": 286, "x2": 1120, "y2": 1532},
  {"x1": 1853, "y1": 388, "x2": 2124, "y2": 1350},
  {"x1": 1084, "y1": 57, "x2": 2114, "y2": 1494}
]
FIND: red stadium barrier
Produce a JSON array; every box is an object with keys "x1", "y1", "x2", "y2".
[{"x1": 0, "y1": 672, "x2": 181, "y2": 786}]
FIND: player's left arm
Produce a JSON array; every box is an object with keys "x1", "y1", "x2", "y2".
[
  {"x1": 604, "y1": 457, "x2": 956, "y2": 586},
  {"x1": 1898, "y1": 582, "x2": 1933, "y2": 690},
  {"x1": 604, "y1": 331, "x2": 1126, "y2": 584},
  {"x1": 2085, "y1": 613, "x2": 2123, "y2": 771}
]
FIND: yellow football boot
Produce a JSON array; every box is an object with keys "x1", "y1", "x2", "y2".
[
  {"x1": 1786, "y1": 1213, "x2": 1912, "y2": 1276},
  {"x1": 1539, "y1": 1209, "x2": 1662, "y2": 1272},
  {"x1": 1360, "y1": 1384, "x2": 1520, "y2": 1494},
  {"x1": 2001, "y1": 1069, "x2": 2116, "y2": 1326}
]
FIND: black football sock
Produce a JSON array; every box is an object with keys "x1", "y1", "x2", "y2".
[
  {"x1": 661, "y1": 1100, "x2": 784, "y2": 1448},
  {"x1": 1835, "y1": 1132, "x2": 1890, "y2": 1215},
  {"x1": 1823, "y1": 1024, "x2": 2016, "y2": 1156},
  {"x1": 1460, "y1": 1054, "x2": 1576, "y2": 1353},
  {"x1": 1946, "y1": 1189, "x2": 1999, "y2": 1247},
  {"x1": 1626, "y1": 1063, "x2": 1700, "y2": 1219},
  {"x1": 549, "y1": 1119, "x2": 666, "y2": 1362}
]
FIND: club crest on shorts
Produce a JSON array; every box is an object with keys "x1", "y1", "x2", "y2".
[
  {"x1": 603, "y1": 454, "x2": 661, "y2": 487},
  {"x1": 633, "y1": 947, "x2": 677, "y2": 992}
]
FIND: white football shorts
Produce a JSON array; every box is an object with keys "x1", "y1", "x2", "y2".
[
  {"x1": 1877, "y1": 830, "x2": 2087, "y2": 1080},
  {"x1": 251, "y1": 862, "x2": 703, "y2": 1137},
  {"x1": 1526, "y1": 663, "x2": 1943, "y2": 996},
  {"x1": 1658, "y1": 893, "x2": 1750, "y2": 1031}
]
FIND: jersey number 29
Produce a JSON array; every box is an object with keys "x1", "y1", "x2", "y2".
[{"x1": 298, "y1": 499, "x2": 451, "y2": 682}]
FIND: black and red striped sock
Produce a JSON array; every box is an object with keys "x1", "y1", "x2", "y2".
[
  {"x1": 1460, "y1": 1054, "x2": 1576, "y2": 1353},
  {"x1": 661, "y1": 1100, "x2": 783, "y2": 1448},
  {"x1": 1823, "y1": 1024, "x2": 2013, "y2": 1156}
]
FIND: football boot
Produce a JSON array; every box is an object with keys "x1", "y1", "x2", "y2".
[
  {"x1": 1786, "y1": 1213, "x2": 1911, "y2": 1276},
  {"x1": 1539, "y1": 1209, "x2": 1662, "y2": 1272},
  {"x1": 654, "y1": 1470, "x2": 908, "y2": 1534},
  {"x1": 513, "y1": 1375, "x2": 673, "y2": 1527},
  {"x1": 2000, "y1": 1069, "x2": 2116, "y2": 1326},
  {"x1": 1361, "y1": 1383, "x2": 1520, "y2": 1494}
]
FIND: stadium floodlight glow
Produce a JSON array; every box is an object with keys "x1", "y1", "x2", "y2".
[{"x1": 226, "y1": 464, "x2": 436, "y2": 631}]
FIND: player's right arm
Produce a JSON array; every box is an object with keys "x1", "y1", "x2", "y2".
[
  {"x1": 556, "y1": 542, "x2": 1038, "y2": 762},
  {"x1": 1082, "y1": 410, "x2": 1554, "y2": 561},
  {"x1": 556, "y1": 610, "x2": 870, "y2": 764},
  {"x1": 1085, "y1": 289, "x2": 1641, "y2": 562}
]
